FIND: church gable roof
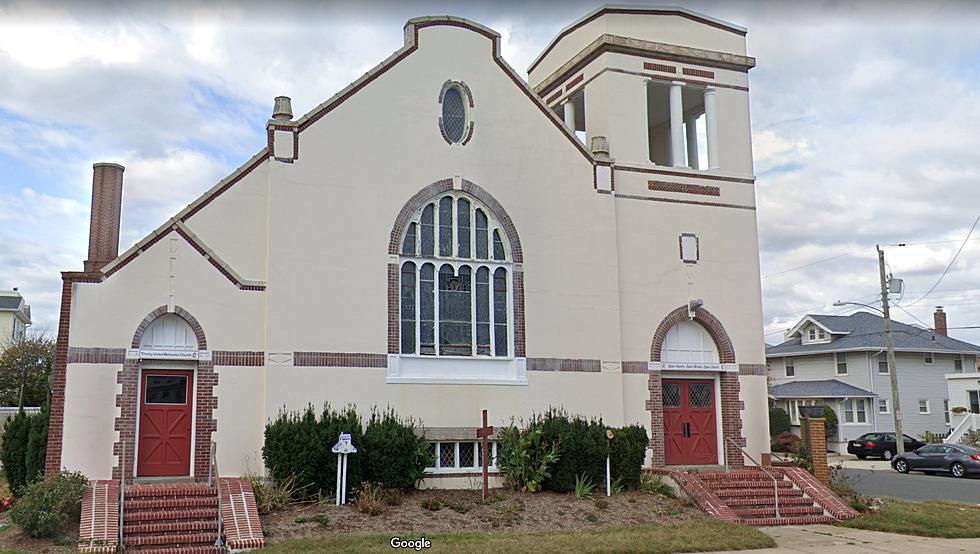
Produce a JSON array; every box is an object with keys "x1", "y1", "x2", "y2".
[{"x1": 94, "y1": 16, "x2": 596, "y2": 284}]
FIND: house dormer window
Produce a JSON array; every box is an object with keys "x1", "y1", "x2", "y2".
[{"x1": 808, "y1": 329, "x2": 816, "y2": 341}]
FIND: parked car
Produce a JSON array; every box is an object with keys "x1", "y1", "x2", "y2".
[
  {"x1": 892, "y1": 444, "x2": 980, "y2": 478},
  {"x1": 847, "y1": 432, "x2": 926, "y2": 460}
]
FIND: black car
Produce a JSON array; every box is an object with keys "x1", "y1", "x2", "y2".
[
  {"x1": 847, "y1": 432, "x2": 926, "y2": 460},
  {"x1": 892, "y1": 444, "x2": 980, "y2": 477}
]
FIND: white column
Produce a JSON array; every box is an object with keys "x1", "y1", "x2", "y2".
[
  {"x1": 704, "y1": 87, "x2": 719, "y2": 169},
  {"x1": 563, "y1": 100, "x2": 576, "y2": 131},
  {"x1": 685, "y1": 115, "x2": 699, "y2": 170},
  {"x1": 669, "y1": 81, "x2": 685, "y2": 167}
]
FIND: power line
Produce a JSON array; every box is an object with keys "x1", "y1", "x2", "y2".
[
  {"x1": 761, "y1": 248, "x2": 866, "y2": 279},
  {"x1": 902, "y1": 212, "x2": 980, "y2": 307}
]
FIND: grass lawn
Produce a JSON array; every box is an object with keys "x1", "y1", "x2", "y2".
[
  {"x1": 837, "y1": 498, "x2": 980, "y2": 538},
  {"x1": 261, "y1": 519, "x2": 775, "y2": 553}
]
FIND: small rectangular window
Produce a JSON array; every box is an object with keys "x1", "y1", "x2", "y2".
[
  {"x1": 144, "y1": 375, "x2": 187, "y2": 405},
  {"x1": 878, "y1": 358, "x2": 889, "y2": 374},
  {"x1": 856, "y1": 399, "x2": 866, "y2": 423},
  {"x1": 808, "y1": 329, "x2": 816, "y2": 341},
  {"x1": 843, "y1": 399, "x2": 854, "y2": 423},
  {"x1": 785, "y1": 357, "x2": 795, "y2": 377},
  {"x1": 944, "y1": 400, "x2": 950, "y2": 424},
  {"x1": 924, "y1": 352, "x2": 934, "y2": 365},
  {"x1": 878, "y1": 398, "x2": 889, "y2": 414},
  {"x1": 818, "y1": 329, "x2": 827, "y2": 340},
  {"x1": 954, "y1": 356, "x2": 963, "y2": 373},
  {"x1": 918, "y1": 399, "x2": 930, "y2": 414},
  {"x1": 971, "y1": 391, "x2": 980, "y2": 414},
  {"x1": 836, "y1": 352, "x2": 848, "y2": 375},
  {"x1": 679, "y1": 234, "x2": 699, "y2": 263}
]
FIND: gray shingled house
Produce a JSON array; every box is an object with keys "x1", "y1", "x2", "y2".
[{"x1": 766, "y1": 309, "x2": 980, "y2": 454}]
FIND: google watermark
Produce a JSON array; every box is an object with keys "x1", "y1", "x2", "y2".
[{"x1": 389, "y1": 537, "x2": 432, "y2": 550}]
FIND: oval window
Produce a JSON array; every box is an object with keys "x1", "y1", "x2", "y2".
[{"x1": 442, "y1": 87, "x2": 466, "y2": 143}]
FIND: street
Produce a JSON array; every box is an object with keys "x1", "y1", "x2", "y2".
[{"x1": 841, "y1": 468, "x2": 980, "y2": 504}]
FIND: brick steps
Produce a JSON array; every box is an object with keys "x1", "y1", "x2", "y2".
[
  {"x1": 121, "y1": 484, "x2": 224, "y2": 554},
  {"x1": 724, "y1": 495, "x2": 815, "y2": 507},
  {"x1": 715, "y1": 487, "x2": 804, "y2": 499},
  {"x1": 732, "y1": 505, "x2": 824, "y2": 517},
  {"x1": 125, "y1": 496, "x2": 218, "y2": 511},
  {"x1": 124, "y1": 508, "x2": 219, "y2": 523},
  {"x1": 124, "y1": 520, "x2": 217, "y2": 536},
  {"x1": 666, "y1": 467, "x2": 856, "y2": 527}
]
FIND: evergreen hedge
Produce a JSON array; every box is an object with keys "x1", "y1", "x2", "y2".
[
  {"x1": 769, "y1": 407, "x2": 790, "y2": 437},
  {"x1": 501, "y1": 409, "x2": 649, "y2": 493},
  {"x1": 2, "y1": 406, "x2": 49, "y2": 495},
  {"x1": 263, "y1": 405, "x2": 430, "y2": 499}
]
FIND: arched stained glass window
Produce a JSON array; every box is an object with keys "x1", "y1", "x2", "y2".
[{"x1": 399, "y1": 192, "x2": 511, "y2": 358}]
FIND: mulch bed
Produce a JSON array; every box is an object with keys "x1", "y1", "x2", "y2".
[{"x1": 262, "y1": 488, "x2": 703, "y2": 542}]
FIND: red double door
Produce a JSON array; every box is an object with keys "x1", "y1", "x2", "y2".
[
  {"x1": 662, "y1": 379, "x2": 718, "y2": 465},
  {"x1": 137, "y1": 370, "x2": 193, "y2": 477}
]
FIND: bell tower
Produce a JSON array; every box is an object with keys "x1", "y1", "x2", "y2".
[{"x1": 528, "y1": 6, "x2": 755, "y2": 176}]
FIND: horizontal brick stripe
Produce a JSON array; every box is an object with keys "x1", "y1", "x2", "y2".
[
  {"x1": 622, "y1": 361, "x2": 649, "y2": 374},
  {"x1": 526, "y1": 357, "x2": 601, "y2": 372},
  {"x1": 683, "y1": 67, "x2": 715, "y2": 78},
  {"x1": 213, "y1": 351, "x2": 265, "y2": 366},
  {"x1": 643, "y1": 61, "x2": 677, "y2": 73},
  {"x1": 616, "y1": 193, "x2": 755, "y2": 211},
  {"x1": 293, "y1": 352, "x2": 388, "y2": 368},
  {"x1": 648, "y1": 180, "x2": 721, "y2": 196},
  {"x1": 68, "y1": 347, "x2": 126, "y2": 364},
  {"x1": 738, "y1": 363, "x2": 767, "y2": 376}
]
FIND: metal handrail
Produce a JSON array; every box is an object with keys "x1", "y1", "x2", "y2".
[
  {"x1": 211, "y1": 440, "x2": 223, "y2": 548},
  {"x1": 725, "y1": 437, "x2": 781, "y2": 521},
  {"x1": 119, "y1": 440, "x2": 126, "y2": 551}
]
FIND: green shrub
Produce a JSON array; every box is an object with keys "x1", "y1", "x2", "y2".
[
  {"x1": 536, "y1": 409, "x2": 606, "y2": 492},
  {"x1": 822, "y1": 405, "x2": 839, "y2": 439},
  {"x1": 497, "y1": 425, "x2": 559, "y2": 492},
  {"x1": 768, "y1": 407, "x2": 790, "y2": 436},
  {"x1": 8, "y1": 471, "x2": 87, "y2": 538},
  {"x1": 262, "y1": 404, "x2": 364, "y2": 499},
  {"x1": 574, "y1": 473, "x2": 596, "y2": 499},
  {"x1": 608, "y1": 424, "x2": 647, "y2": 490},
  {"x1": 640, "y1": 474, "x2": 675, "y2": 498},
  {"x1": 361, "y1": 409, "x2": 430, "y2": 491},
  {"x1": 2, "y1": 411, "x2": 30, "y2": 493},
  {"x1": 2, "y1": 407, "x2": 48, "y2": 495},
  {"x1": 960, "y1": 429, "x2": 980, "y2": 449}
]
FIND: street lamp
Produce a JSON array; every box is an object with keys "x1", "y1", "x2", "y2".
[{"x1": 832, "y1": 245, "x2": 905, "y2": 455}]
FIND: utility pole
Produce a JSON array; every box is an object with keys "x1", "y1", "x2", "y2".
[{"x1": 878, "y1": 245, "x2": 904, "y2": 455}]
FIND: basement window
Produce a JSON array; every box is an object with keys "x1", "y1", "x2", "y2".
[{"x1": 425, "y1": 441, "x2": 499, "y2": 473}]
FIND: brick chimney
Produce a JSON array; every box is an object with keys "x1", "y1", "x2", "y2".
[
  {"x1": 83, "y1": 163, "x2": 125, "y2": 272},
  {"x1": 934, "y1": 306, "x2": 947, "y2": 337}
]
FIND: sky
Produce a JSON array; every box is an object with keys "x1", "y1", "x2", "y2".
[{"x1": 2, "y1": 0, "x2": 980, "y2": 345}]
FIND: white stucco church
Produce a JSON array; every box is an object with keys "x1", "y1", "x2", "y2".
[{"x1": 47, "y1": 5, "x2": 769, "y2": 486}]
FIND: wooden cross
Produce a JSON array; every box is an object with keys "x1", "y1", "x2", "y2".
[{"x1": 476, "y1": 409, "x2": 494, "y2": 500}]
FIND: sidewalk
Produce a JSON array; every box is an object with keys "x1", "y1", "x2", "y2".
[
  {"x1": 714, "y1": 525, "x2": 980, "y2": 553},
  {"x1": 827, "y1": 454, "x2": 891, "y2": 472}
]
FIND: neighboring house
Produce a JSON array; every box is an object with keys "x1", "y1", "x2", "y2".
[
  {"x1": 48, "y1": 6, "x2": 770, "y2": 485},
  {"x1": 766, "y1": 309, "x2": 980, "y2": 453},
  {"x1": 0, "y1": 289, "x2": 31, "y2": 347}
]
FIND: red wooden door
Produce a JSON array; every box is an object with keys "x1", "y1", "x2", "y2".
[
  {"x1": 137, "y1": 370, "x2": 193, "y2": 477},
  {"x1": 662, "y1": 379, "x2": 718, "y2": 465}
]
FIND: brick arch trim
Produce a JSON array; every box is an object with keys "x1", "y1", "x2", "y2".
[
  {"x1": 650, "y1": 305, "x2": 735, "y2": 364},
  {"x1": 130, "y1": 305, "x2": 208, "y2": 350},
  {"x1": 114, "y1": 305, "x2": 215, "y2": 482},
  {"x1": 387, "y1": 178, "x2": 524, "y2": 263}
]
